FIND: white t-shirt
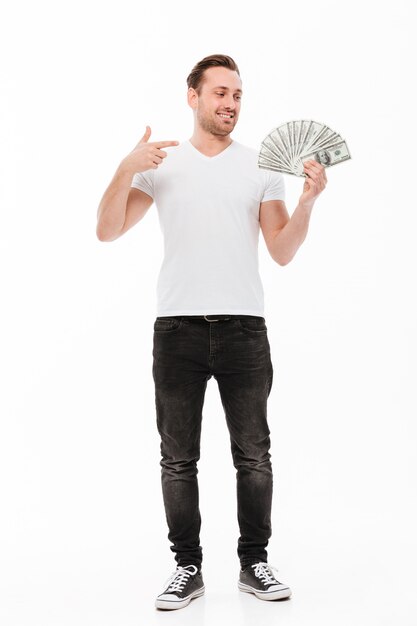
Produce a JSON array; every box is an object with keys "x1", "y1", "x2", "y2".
[{"x1": 131, "y1": 139, "x2": 285, "y2": 316}]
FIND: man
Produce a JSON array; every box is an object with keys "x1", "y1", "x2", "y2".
[{"x1": 96, "y1": 54, "x2": 327, "y2": 611}]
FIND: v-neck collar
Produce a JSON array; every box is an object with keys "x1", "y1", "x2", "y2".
[{"x1": 187, "y1": 139, "x2": 235, "y2": 161}]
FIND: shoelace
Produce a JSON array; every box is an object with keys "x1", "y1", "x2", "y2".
[
  {"x1": 251, "y1": 562, "x2": 281, "y2": 586},
  {"x1": 164, "y1": 564, "x2": 198, "y2": 593}
]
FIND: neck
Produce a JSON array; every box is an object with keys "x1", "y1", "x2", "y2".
[{"x1": 189, "y1": 128, "x2": 233, "y2": 156}]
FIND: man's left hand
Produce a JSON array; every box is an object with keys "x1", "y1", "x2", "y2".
[{"x1": 299, "y1": 160, "x2": 327, "y2": 207}]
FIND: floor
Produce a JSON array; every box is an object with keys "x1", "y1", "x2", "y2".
[{"x1": 2, "y1": 534, "x2": 415, "y2": 626}]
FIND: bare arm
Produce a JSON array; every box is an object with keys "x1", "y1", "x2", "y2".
[
  {"x1": 261, "y1": 199, "x2": 313, "y2": 266},
  {"x1": 96, "y1": 161, "x2": 147, "y2": 241},
  {"x1": 96, "y1": 126, "x2": 179, "y2": 242},
  {"x1": 260, "y1": 159, "x2": 328, "y2": 265}
]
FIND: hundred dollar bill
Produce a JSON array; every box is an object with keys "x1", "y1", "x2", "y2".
[
  {"x1": 275, "y1": 125, "x2": 294, "y2": 163},
  {"x1": 267, "y1": 128, "x2": 293, "y2": 168},
  {"x1": 258, "y1": 154, "x2": 293, "y2": 174},
  {"x1": 260, "y1": 142, "x2": 291, "y2": 169},
  {"x1": 293, "y1": 120, "x2": 310, "y2": 158},
  {"x1": 258, "y1": 163, "x2": 304, "y2": 178},
  {"x1": 293, "y1": 140, "x2": 352, "y2": 175},
  {"x1": 261, "y1": 136, "x2": 291, "y2": 168},
  {"x1": 304, "y1": 130, "x2": 343, "y2": 153}
]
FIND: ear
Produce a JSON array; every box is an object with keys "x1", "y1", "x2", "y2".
[{"x1": 187, "y1": 87, "x2": 198, "y2": 110}]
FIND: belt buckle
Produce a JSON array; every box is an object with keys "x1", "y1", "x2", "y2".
[{"x1": 204, "y1": 315, "x2": 220, "y2": 322}]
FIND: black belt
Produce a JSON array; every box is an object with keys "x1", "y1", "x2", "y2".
[{"x1": 157, "y1": 314, "x2": 264, "y2": 322}]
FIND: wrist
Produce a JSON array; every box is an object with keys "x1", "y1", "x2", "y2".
[
  {"x1": 298, "y1": 198, "x2": 315, "y2": 213},
  {"x1": 118, "y1": 155, "x2": 139, "y2": 177}
]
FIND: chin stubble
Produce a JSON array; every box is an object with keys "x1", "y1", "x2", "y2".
[{"x1": 197, "y1": 109, "x2": 235, "y2": 136}]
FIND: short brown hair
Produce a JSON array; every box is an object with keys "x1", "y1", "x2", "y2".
[{"x1": 186, "y1": 54, "x2": 241, "y2": 95}]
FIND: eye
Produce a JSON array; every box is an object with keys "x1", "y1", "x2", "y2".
[
  {"x1": 235, "y1": 95, "x2": 241, "y2": 100},
  {"x1": 216, "y1": 93, "x2": 224, "y2": 96}
]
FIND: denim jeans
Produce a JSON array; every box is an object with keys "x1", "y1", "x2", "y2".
[{"x1": 152, "y1": 315, "x2": 274, "y2": 570}]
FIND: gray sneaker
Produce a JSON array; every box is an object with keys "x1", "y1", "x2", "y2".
[
  {"x1": 238, "y1": 561, "x2": 292, "y2": 601},
  {"x1": 155, "y1": 564, "x2": 205, "y2": 610}
]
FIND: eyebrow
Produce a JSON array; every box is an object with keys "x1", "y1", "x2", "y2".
[{"x1": 212, "y1": 85, "x2": 243, "y2": 93}]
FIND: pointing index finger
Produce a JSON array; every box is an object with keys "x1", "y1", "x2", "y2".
[{"x1": 152, "y1": 140, "x2": 180, "y2": 148}]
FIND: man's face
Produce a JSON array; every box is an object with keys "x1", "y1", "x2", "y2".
[{"x1": 190, "y1": 66, "x2": 242, "y2": 136}]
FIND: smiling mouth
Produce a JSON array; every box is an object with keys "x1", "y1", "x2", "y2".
[{"x1": 217, "y1": 113, "x2": 234, "y2": 120}]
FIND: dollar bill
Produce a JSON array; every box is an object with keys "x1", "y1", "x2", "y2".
[
  {"x1": 292, "y1": 141, "x2": 351, "y2": 175},
  {"x1": 258, "y1": 120, "x2": 351, "y2": 177}
]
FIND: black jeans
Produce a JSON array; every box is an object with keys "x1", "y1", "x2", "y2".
[{"x1": 152, "y1": 314, "x2": 274, "y2": 570}]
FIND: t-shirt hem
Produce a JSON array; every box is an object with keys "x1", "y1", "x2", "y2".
[
  {"x1": 156, "y1": 309, "x2": 265, "y2": 317},
  {"x1": 130, "y1": 181, "x2": 154, "y2": 199}
]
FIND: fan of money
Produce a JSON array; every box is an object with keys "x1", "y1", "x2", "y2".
[{"x1": 258, "y1": 120, "x2": 351, "y2": 177}]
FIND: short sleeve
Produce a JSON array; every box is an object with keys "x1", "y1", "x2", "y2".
[
  {"x1": 261, "y1": 170, "x2": 286, "y2": 203},
  {"x1": 130, "y1": 169, "x2": 154, "y2": 199}
]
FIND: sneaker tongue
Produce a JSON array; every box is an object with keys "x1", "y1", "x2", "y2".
[
  {"x1": 179, "y1": 564, "x2": 198, "y2": 574},
  {"x1": 254, "y1": 563, "x2": 276, "y2": 583}
]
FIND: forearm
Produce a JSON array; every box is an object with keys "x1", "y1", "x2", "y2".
[
  {"x1": 271, "y1": 200, "x2": 314, "y2": 266},
  {"x1": 96, "y1": 158, "x2": 135, "y2": 241}
]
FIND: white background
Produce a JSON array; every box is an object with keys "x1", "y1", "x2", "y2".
[{"x1": 1, "y1": 0, "x2": 416, "y2": 624}]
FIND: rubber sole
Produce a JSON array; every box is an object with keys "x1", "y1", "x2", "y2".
[
  {"x1": 238, "y1": 580, "x2": 292, "y2": 601},
  {"x1": 155, "y1": 585, "x2": 205, "y2": 610}
]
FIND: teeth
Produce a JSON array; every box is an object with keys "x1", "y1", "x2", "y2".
[{"x1": 218, "y1": 113, "x2": 233, "y2": 118}]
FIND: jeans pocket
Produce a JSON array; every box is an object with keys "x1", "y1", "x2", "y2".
[
  {"x1": 154, "y1": 317, "x2": 183, "y2": 333},
  {"x1": 237, "y1": 317, "x2": 267, "y2": 335}
]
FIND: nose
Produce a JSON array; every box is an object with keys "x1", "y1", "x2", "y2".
[{"x1": 224, "y1": 94, "x2": 236, "y2": 109}]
